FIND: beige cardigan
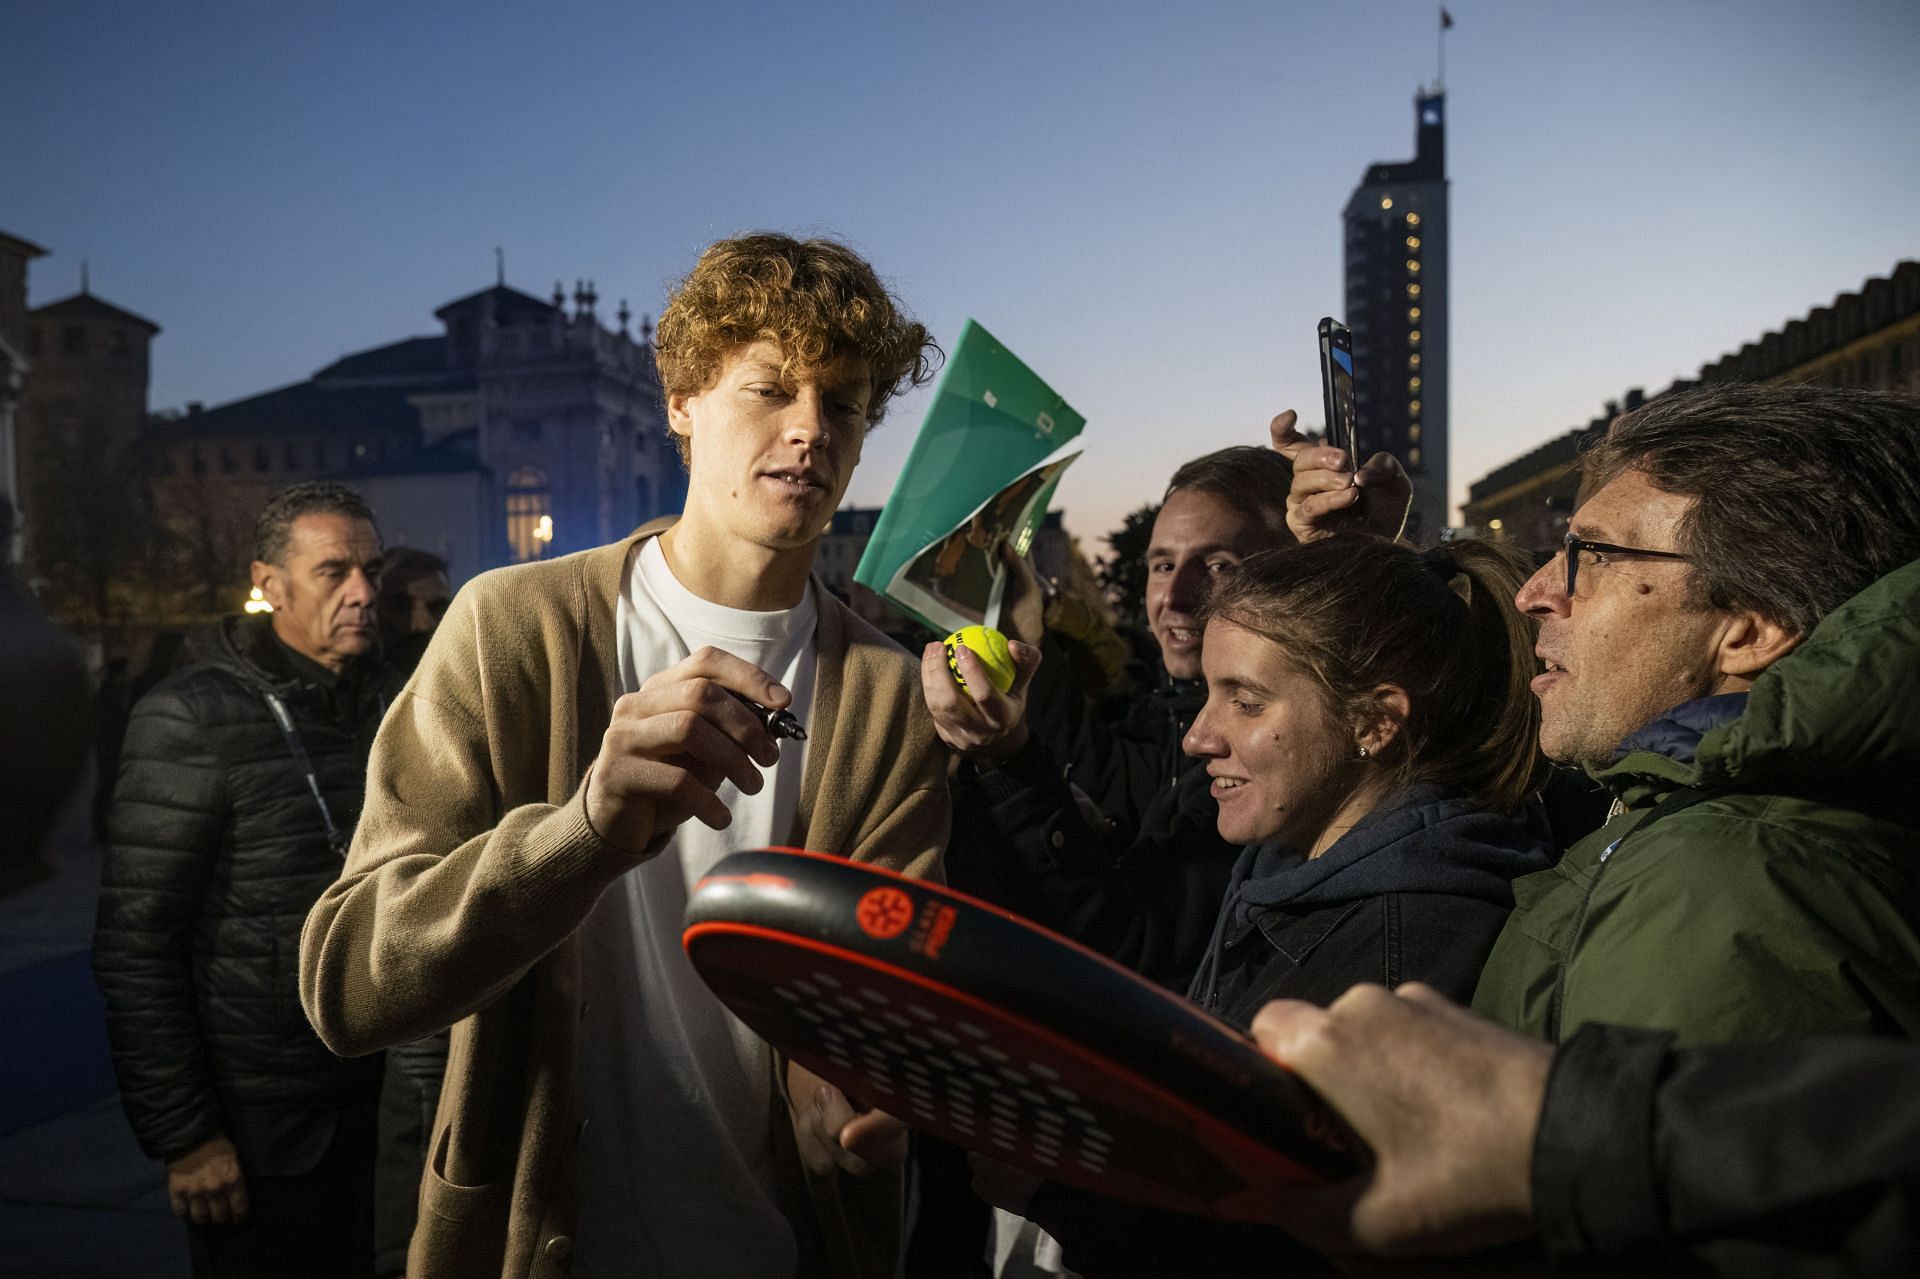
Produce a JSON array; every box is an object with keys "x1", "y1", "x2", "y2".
[{"x1": 300, "y1": 526, "x2": 950, "y2": 1277}]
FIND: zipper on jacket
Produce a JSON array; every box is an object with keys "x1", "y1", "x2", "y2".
[{"x1": 1546, "y1": 787, "x2": 1715, "y2": 1040}]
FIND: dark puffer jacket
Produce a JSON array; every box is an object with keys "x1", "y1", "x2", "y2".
[{"x1": 93, "y1": 615, "x2": 388, "y2": 1167}]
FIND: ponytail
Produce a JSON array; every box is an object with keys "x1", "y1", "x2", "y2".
[{"x1": 1418, "y1": 542, "x2": 1544, "y2": 811}]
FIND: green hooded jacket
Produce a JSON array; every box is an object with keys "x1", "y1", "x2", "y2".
[{"x1": 1473, "y1": 559, "x2": 1920, "y2": 1048}]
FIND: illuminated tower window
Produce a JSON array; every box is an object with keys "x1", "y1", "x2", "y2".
[{"x1": 507, "y1": 465, "x2": 553, "y2": 562}]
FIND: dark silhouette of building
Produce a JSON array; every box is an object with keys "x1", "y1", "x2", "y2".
[
  {"x1": 0, "y1": 230, "x2": 49, "y2": 557},
  {"x1": 147, "y1": 276, "x2": 682, "y2": 593},
  {"x1": 1463, "y1": 260, "x2": 1920, "y2": 556},
  {"x1": 1343, "y1": 90, "x2": 1449, "y2": 541}
]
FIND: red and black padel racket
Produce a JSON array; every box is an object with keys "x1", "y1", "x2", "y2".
[{"x1": 683, "y1": 848, "x2": 1367, "y2": 1223}]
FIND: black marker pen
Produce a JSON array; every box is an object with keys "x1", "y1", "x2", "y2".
[{"x1": 729, "y1": 689, "x2": 807, "y2": 742}]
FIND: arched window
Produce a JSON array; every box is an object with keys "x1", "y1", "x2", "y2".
[{"x1": 507, "y1": 465, "x2": 553, "y2": 562}]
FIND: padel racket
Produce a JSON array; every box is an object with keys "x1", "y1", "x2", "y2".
[{"x1": 684, "y1": 848, "x2": 1367, "y2": 1223}]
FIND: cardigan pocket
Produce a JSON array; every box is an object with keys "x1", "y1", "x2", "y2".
[{"x1": 414, "y1": 1121, "x2": 512, "y2": 1273}]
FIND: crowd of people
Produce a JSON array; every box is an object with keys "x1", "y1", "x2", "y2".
[{"x1": 5, "y1": 231, "x2": 1917, "y2": 1277}]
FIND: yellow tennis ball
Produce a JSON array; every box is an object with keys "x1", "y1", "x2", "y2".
[{"x1": 943, "y1": 625, "x2": 1016, "y2": 694}]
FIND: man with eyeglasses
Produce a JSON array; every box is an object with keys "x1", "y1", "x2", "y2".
[{"x1": 1292, "y1": 381, "x2": 1920, "y2": 1052}]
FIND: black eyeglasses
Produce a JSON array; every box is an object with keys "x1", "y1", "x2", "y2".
[{"x1": 1561, "y1": 533, "x2": 1689, "y2": 596}]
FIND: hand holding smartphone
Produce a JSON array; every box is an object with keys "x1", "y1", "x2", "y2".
[{"x1": 1318, "y1": 317, "x2": 1357, "y2": 471}]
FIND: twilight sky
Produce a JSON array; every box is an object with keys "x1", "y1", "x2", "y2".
[{"x1": 6, "y1": 0, "x2": 1916, "y2": 548}]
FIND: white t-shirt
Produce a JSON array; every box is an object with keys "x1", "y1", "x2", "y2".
[{"x1": 574, "y1": 537, "x2": 817, "y2": 1278}]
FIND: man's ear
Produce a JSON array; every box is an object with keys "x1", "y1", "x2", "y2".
[
  {"x1": 666, "y1": 391, "x2": 694, "y2": 443},
  {"x1": 1715, "y1": 610, "x2": 1803, "y2": 681},
  {"x1": 251, "y1": 560, "x2": 287, "y2": 611},
  {"x1": 1358, "y1": 685, "x2": 1412, "y2": 758}
]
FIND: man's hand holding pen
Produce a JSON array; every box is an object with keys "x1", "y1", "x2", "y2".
[{"x1": 583, "y1": 646, "x2": 796, "y2": 856}]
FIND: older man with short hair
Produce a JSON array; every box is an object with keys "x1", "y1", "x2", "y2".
[
  {"x1": 1296, "y1": 382, "x2": 1920, "y2": 1048},
  {"x1": 1471, "y1": 384, "x2": 1920, "y2": 1046},
  {"x1": 96, "y1": 480, "x2": 390, "y2": 1277}
]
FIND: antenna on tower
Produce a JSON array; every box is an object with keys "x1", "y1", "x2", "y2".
[
  {"x1": 495, "y1": 246, "x2": 505, "y2": 287},
  {"x1": 81, "y1": 259, "x2": 91, "y2": 295}
]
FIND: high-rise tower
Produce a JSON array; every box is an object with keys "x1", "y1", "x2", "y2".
[{"x1": 1342, "y1": 91, "x2": 1448, "y2": 539}]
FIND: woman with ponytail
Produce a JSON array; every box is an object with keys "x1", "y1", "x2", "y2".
[
  {"x1": 1177, "y1": 534, "x2": 1552, "y2": 1018},
  {"x1": 1010, "y1": 535, "x2": 1557, "y2": 1277}
]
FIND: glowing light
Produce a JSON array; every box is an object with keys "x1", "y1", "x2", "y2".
[
  {"x1": 1406, "y1": 213, "x2": 1421, "y2": 227},
  {"x1": 1380, "y1": 196, "x2": 1394, "y2": 210},
  {"x1": 1408, "y1": 307, "x2": 1422, "y2": 321},
  {"x1": 534, "y1": 514, "x2": 554, "y2": 544},
  {"x1": 1406, "y1": 236, "x2": 1421, "y2": 251},
  {"x1": 244, "y1": 585, "x2": 274, "y2": 615},
  {"x1": 1489, "y1": 519, "x2": 1505, "y2": 531}
]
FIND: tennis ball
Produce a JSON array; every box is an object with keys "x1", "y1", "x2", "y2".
[{"x1": 943, "y1": 625, "x2": 1017, "y2": 694}]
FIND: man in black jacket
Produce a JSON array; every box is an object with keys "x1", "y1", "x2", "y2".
[{"x1": 94, "y1": 481, "x2": 389, "y2": 1277}]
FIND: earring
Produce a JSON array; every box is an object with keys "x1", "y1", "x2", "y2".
[{"x1": 1356, "y1": 744, "x2": 1372, "y2": 760}]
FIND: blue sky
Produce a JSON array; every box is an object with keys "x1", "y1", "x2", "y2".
[{"x1": 6, "y1": 0, "x2": 1916, "y2": 544}]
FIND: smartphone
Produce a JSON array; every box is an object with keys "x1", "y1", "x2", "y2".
[{"x1": 1318, "y1": 317, "x2": 1357, "y2": 466}]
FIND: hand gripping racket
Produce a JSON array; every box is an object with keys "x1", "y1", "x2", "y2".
[{"x1": 683, "y1": 848, "x2": 1368, "y2": 1222}]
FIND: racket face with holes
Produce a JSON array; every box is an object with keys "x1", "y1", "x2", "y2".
[{"x1": 683, "y1": 848, "x2": 1366, "y2": 1222}]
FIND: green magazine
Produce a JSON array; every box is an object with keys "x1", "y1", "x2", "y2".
[{"x1": 854, "y1": 320, "x2": 1085, "y2": 634}]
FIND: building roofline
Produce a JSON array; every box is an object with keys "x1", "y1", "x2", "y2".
[
  {"x1": 0, "y1": 230, "x2": 49, "y2": 260},
  {"x1": 29, "y1": 291, "x2": 162, "y2": 334}
]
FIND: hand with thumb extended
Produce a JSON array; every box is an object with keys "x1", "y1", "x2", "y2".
[{"x1": 1269, "y1": 409, "x2": 1413, "y2": 543}]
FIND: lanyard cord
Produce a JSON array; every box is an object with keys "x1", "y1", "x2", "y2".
[{"x1": 261, "y1": 690, "x2": 383, "y2": 858}]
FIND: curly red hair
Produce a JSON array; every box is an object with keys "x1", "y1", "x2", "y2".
[{"x1": 655, "y1": 233, "x2": 940, "y2": 466}]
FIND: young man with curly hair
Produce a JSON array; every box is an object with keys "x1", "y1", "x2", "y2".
[{"x1": 301, "y1": 234, "x2": 950, "y2": 1278}]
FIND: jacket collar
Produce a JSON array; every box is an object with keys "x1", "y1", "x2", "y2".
[
  {"x1": 1609, "y1": 692, "x2": 1749, "y2": 768},
  {"x1": 1221, "y1": 783, "x2": 1553, "y2": 943}
]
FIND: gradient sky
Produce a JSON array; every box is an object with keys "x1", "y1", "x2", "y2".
[{"x1": 6, "y1": 0, "x2": 1917, "y2": 549}]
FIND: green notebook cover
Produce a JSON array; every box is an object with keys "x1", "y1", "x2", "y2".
[{"x1": 854, "y1": 319, "x2": 1085, "y2": 634}]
